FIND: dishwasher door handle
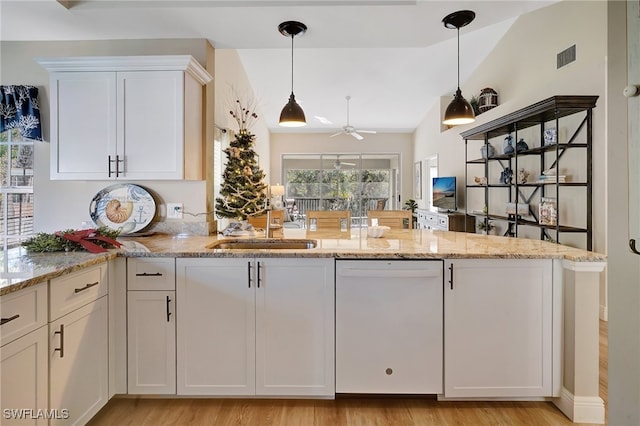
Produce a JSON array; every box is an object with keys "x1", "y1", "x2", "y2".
[{"x1": 337, "y1": 268, "x2": 441, "y2": 278}]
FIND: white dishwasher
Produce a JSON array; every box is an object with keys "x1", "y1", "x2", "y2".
[{"x1": 336, "y1": 260, "x2": 443, "y2": 394}]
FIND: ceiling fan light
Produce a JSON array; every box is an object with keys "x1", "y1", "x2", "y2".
[
  {"x1": 443, "y1": 88, "x2": 475, "y2": 125},
  {"x1": 279, "y1": 92, "x2": 307, "y2": 127}
]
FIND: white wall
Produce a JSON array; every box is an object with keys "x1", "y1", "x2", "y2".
[
  {"x1": 214, "y1": 49, "x2": 270, "y2": 179},
  {"x1": 270, "y1": 132, "x2": 414, "y2": 203},
  {"x1": 607, "y1": 1, "x2": 640, "y2": 423}
]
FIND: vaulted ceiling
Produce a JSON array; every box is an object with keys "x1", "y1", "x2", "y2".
[{"x1": 0, "y1": 0, "x2": 558, "y2": 133}]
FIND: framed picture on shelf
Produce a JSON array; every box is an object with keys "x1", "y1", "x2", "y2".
[
  {"x1": 414, "y1": 161, "x2": 422, "y2": 200},
  {"x1": 543, "y1": 128, "x2": 557, "y2": 146},
  {"x1": 539, "y1": 197, "x2": 557, "y2": 225}
]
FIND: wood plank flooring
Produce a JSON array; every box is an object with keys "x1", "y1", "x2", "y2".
[{"x1": 88, "y1": 321, "x2": 608, "y2": 426}]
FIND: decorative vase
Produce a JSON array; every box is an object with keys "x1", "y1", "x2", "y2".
[
  {"x1": 480, "y1": 144, "x2": 496, "y2": 159},
  {"x1": 478, "y1": 88, "x2": 498, "y2": 113},
  {"x1": 516, "y1": 138, "x2": 529, "y2": 153},
  {"x1": 503, "y1": 135, "x2": 515, "y2": 155}
]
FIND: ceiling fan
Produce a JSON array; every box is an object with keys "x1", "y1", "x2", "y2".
[
  {"x1": 334, "y1": 155, "x2": 356, "y2": 170},
  {"x1": 330, "y1": 96, "x2": 377, "y2": 141}
]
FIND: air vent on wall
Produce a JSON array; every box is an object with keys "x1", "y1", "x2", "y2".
[{"x1": 557, "y1": 44, "x2": 576, "y2": 69}]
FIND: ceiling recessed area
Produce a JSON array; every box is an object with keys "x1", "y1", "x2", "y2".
[{"x1": 1, "y1": 0, "x2": 558, "y2": 133}]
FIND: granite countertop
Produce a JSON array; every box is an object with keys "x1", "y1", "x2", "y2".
[
  {"x1": 1, "y1": 228, "x2": 606, "y2": 296},
  {"x1": 0, "y1": 247, "x2": 116, "y2": 296},
  {"x1": 118, "y1": 228, "x2": 606, "y2": 261}
]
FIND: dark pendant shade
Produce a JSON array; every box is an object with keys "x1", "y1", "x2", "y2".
[
  {"x1": 279, "y1": 92, "x2": 307, "y2": 127},
  {"x1": 443, "y1": 88, "x2": 475, "y2": 125}
]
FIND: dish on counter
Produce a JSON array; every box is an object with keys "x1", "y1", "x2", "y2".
[{"x1": 89, "y1": 184, "x2": 156, "y2": 235}]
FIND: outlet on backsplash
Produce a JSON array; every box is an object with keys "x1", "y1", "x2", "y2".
[{"x1": 167, "y1": 203, "x2": 183, "y2": 219}]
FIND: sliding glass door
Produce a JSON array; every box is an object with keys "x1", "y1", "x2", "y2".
[{"x1": 282, "y1": 153, "x2": 400, "y2": 227}]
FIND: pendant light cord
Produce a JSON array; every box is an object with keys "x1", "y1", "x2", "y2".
[
  {"x1": 456, "y1": 26, "x2": 461, "y2": 90},
  {"x1": 290, "y1": 35, "x2": 295, "y2": 93}
]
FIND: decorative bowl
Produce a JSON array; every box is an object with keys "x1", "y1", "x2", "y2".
[{"x1": 367, "y1": 225, "x2": 390, "y2": 238}]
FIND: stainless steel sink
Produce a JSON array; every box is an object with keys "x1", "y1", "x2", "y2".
[{"x1": 207, "y1": 239, "x2": 317, "y2": 250}]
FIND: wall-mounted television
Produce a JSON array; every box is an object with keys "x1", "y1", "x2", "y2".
[{"x1": 432, "y1": 176, "x2": 457, "y2": 212}]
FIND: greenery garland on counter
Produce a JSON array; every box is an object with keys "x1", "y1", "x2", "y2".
[{"x1": 23, "y1": 227, "x2": 120, "y2": 253}]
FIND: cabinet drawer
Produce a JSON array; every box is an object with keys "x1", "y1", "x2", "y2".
[
  {"x1": 1, "y1": 283, "x2": 48, "y2": 346},
  {"x1": 49, "y1": 263, "x2": 107, "y2": 321},
  {"x1": 127, "y1": 258, "x2": 175, "y2": 291}
]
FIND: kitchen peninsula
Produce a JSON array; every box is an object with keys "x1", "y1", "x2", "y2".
[{"x1": 0, "y1": 229, "x2": 605, "y2": 424}]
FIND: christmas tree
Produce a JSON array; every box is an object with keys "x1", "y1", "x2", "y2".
[{"x1": 215, "y1": 99, "x2": 268, "y2": 220}]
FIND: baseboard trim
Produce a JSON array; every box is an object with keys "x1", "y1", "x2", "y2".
[{"x1": 553, "y1": 387, "x2": 605, "y2": 424}]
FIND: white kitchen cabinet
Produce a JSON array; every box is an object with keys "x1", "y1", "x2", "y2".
[
  {"x1": 1, "y1": 327, "x2": 49, "y2": 425},
  {"x1": 37, "y1": 56, "x2": 212, "y2": 181},
  {"x1": 443, "y1": 258, "x2": 556, "y2": 398},
  {"x1": 49, "y1": 296, "x2": 108, "y2": 426},
  {"x1": 127, "y1": 291, "x2": 175, "y2": 394},
  {"x1": 176, "y1": 257, "x2": 334, "y2": 397},
  {"x1": 48, "y1": 264, "x2": 109, "y2": 426},
  {"x1": 1, "y1": 283, "x2": 48, "y2": 425},
  {"x1": 127, "y1": 258, "x2": 176, "y2": 394},
  {"x1": 335, "y1": 260, "x2": 443, "y2": 394}
]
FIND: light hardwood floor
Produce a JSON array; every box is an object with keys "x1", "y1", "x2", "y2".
[{"x1": 88, "y1": 321, "x2": 608, "y2": 426}]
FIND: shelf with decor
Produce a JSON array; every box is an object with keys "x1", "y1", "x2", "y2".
[{"x1": 461, "y1": 95, "x2": 597, "y2": 250}]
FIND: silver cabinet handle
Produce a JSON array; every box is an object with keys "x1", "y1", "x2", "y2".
[
  {"x1": 108, "y1": 155, "x2": 114, "y2": 177},
  {"x1": 75, "y1": 281, "x2": 99, "y2": 293},
  {"x1": 0, "y1": 314, "x2": 19, "y2": 326},
  {"x1": 257, "y1": 261, "x2": 262, "y2": 288},
  {"x1": 115, "y1": 154, "x2": 124, "y2": 177},
  {"x1": 54, "y1": 324, "x2": 64, "y2": 358}
]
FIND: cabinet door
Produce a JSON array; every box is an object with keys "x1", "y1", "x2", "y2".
[
  {"x1": 127, "y1": 291, "x2": 176, "y2": 394},
  {"x1": 0, "y1": 327, "x2": 48, "y2": 425},
  {"x1": 255, "y1": 258, "x2": 335, "y2": 396},
  {"x1": 117, "y1": 71, "x2": 184, "y2": 180},
  {"x1": 176, "y1": 258, "x2": 255, "y2": 395},
  {"x1": 336, "y1": 260, "x2": 442, "y2": 394},
  {"x1": 50, "y1": 72, "x2": 116, "y2": 180},
  {"x1": 49, "y1": 297, "x2": 108, "y2": 426},
  {"x1": 444, "y1": 259, "x2": 553, "y2": 397}
]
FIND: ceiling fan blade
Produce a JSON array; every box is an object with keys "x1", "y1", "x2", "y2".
[
  {"x1": 329, "y1": 131, "x2": 343, "y2": 138},
  {"x1": 350, "y1": 132, "x2": 364, "y2": 140},
  {"x1": 356, "y1": 129, "x2": 377, "y2": 134},
  {"x1": 342, "y1": 162, "x2": 357, "y2": 166}
]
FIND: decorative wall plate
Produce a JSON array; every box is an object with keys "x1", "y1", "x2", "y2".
[{"x1": 90, "y1": 184, "x2": 156, "y2": 235}]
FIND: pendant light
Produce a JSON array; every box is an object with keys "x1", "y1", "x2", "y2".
[
  {"x1": 278, "y1": 21, "x2": 307, "y2": 127},
  {"x1": 442, "y1": 10, "x2": 476, "y2": 126}
]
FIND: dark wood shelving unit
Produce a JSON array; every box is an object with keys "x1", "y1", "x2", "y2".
[{"x1": 462, "y1": 95, "x2": 598, "y2": 250}]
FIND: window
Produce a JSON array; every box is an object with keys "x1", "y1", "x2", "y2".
[
  {"x1": 282, "y1": 153, "x2": 400, "y2": 227},
  {"x1": 1, "y1": 84, "x2": 41, "y2": 251},
  {"x1": 1, "y1": 129, "x2": 34, "y2": 250}
]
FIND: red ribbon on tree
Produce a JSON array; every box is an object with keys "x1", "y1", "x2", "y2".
[{"x1": 56, "y1": 229, "x2": 122, "y2": 253}]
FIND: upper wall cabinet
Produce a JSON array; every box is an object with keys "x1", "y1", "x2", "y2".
[{"x1": 37, "y1": 56, "x2": 213, "y2": 180}]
